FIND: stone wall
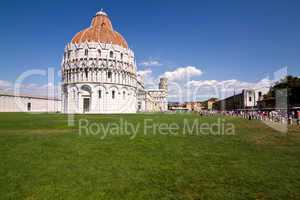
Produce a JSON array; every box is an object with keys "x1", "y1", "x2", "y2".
[{"x1": 0, "y1": 94, "x2": 61, "y2": 113}]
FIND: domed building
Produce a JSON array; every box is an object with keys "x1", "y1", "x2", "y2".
[
  {"x1": 61, "y1": 10, "x2": 168, "y2": 114},
  {"x1": 61, "y1": 10, "x2": 138, "y2": 113}
]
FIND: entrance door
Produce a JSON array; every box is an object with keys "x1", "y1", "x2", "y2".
[
  {"x1": 83, "y1": 98, "x2": 90, "y2": 113},
  {"x1": 27, "y1": 103, "x2": 31, "y2": 111}
]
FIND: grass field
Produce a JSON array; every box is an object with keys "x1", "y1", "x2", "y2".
[{"x1": 0, "y1": 113, "x2": 300, "y2": 200}]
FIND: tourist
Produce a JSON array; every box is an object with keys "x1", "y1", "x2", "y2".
[{"x1": 298, "y1": 110, "x2": 300, "y2": 125}]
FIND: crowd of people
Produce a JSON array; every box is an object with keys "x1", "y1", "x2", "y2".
[{"x1": 199, "y1": 109, "x2": 300, "y2": 125}]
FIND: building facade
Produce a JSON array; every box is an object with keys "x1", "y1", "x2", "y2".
[
  {"x1": 201, "y1": 98, "x2": 218, "y2": 111},
  {"x1": 137, "y1": 77, "x2": 168, "y2": 112},
  {"x1": 213, "y1": 88, "x2": 269, "y2": 111},
  {"x1": 61, "y1": 10, "x2": 168, "y2": 114},
  {"x1": 0, "y1": 92, "x2": 61, "y2": 113},
  {"x1": 168, "y1": 101, "x2": 202, "y2": 112}
]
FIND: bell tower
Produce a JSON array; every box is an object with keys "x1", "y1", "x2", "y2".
[{"x1": 159, "y1": 77, "x2": 168, "y2": 91}]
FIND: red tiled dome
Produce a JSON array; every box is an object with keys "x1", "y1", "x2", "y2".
[{"x1": 71, "y1": 11, "x2": 128, "y2": 48}]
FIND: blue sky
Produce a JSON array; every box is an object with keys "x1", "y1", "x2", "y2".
[{"x1": 0, "y1": 0, "x2": 299, "y2": 99}]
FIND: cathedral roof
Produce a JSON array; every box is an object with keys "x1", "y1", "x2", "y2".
[{"x1": 71, "y1": 10, "x2": 128, "y2": 48}]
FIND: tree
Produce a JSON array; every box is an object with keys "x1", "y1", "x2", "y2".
[{"x1": 264, "y1": 76, "x2": 300, "y2": 107}]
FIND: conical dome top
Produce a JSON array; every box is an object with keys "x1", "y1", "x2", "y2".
[{"x1": 71, "y1": 10, "x2": 128, "y2": 48}]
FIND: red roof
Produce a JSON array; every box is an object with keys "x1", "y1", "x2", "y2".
[{"x1": 71, "y1": 11, "x2": 128, "y2": 48}]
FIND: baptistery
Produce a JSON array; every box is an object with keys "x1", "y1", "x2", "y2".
[{"x1": 61, "y1": 10, "x2": 137, "y2": 113}]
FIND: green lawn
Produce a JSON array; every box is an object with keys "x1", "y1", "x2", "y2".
[{"x1": 0, "y1": 113, "x2": 299, "y2": 200}]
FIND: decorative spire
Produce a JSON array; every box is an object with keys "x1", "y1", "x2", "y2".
[
  {"x1": 96, "y1": 9, "x2": 108, "y2": 16},
  {"x1": 91, "y1": 9, "x2": 113, "y2": 30}
]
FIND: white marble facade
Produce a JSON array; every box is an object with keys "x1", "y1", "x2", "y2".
[
  {"x1": 61, "y1": 43, "x2": 137, "y2": 113},
  {"x1": 137, "y1": 78, "x2": 168, "y2": 113},
  {"x1": 61, "y1": 10, "x2": 168, "y2": 114}
]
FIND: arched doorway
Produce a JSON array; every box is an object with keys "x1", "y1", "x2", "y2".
[
  {"x1": 81, "y1": 85, "x2": 92, "y2": 113},
  {"x1": 83, "y1": 98, "x2": 90, "y2": 113}
]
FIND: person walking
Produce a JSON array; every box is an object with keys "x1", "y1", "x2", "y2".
[{"x1": 297, "y1": 110, "x2": 300, "y2": 125}]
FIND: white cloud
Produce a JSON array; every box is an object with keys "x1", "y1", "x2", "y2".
[
  {"x1": 186, "y1": 78, "x2": 272, "y2": 91},
  {"x1": 140, "y1": 59, "x2": 162, "y2": 67},
  {"x1": 137, "y1": 65, "x2": 273, "y2": 102},
  {"x1": 0, "y1": 79, "x2": 60, "y2": 98},
  {"x1": 162, "y1": 66, "x2": 203, "y2": 82},
  {"x1": 186, "y1": 80, "x2": 218, "y2": 87},
  {"x1": 137, "y1": 69, "x2": 152, "y2": 78},
  {"x1": 169, "y1": 78, "x2": 273, "y2": 102},
  {"x1": 17, "y1": 83, "x2": 60, "y2": 98},
  {"x1": 137, "y1": 69, "x2": 159, "y2": 89},
  {"x1": 0, "y1": 80, "x2": 12, "y2": 89}
]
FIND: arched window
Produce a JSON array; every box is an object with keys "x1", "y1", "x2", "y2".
[
  {"x1": 112, "y1": 91, "x2": 115, "y2": 99},
  {"x1": 68, "y1": 50, "x2": 71, "y2": 59},
  {"x1": 98, "y1": 49, "x2": 101, "y2": 57},
  {"x1": 81, "y1": 85, "x2": 92, "y2": 93},
  {"x1": 121, "y1": 53, "x2": 123, "y2": 60},
  {"x1": 98, "y1": 90, "x2": 102, "y2": 99},
  {"x1": 84, "y1": 68, "x2": 88, "y2": 78},
  {"x1": 85, "y1": 49, "x2": 88, "y2": 56},
  {"x1": 108, "y1": 71, "x2": 112, "y2": 79},
  {"x1": 123, "y1": 91, "x2": 126, "y2": 99},
  {"x1": 110, "y1": 51, "x2": 114, "y2": 58}
]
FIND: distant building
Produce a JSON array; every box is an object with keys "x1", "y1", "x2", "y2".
[
  {"x1": 184, "y1": 102, "x2": 193, "y2": 111},
  {"x1": 257, "y1": 97, "x2": 276, "y2": 109},
  {"x1": 168, "y1": 101, "x2": 202, "y2": 112},
  {"x1": 186, "y1": 102, "x2": 203, "y2": 112},
  {"x1": 168, "y1": 102, "x2": 180, "y2": 110},
  {"x1": 137, "y1": 77, "x2": 168, "y2": 112},
  {"x1": 201, "y1": 98, "x2": 218, "y2": 111},
  {"x1": 0, "y1": 92, "x2": 61, "y2": 113},
  {"x1": 169, "y1": 105, "x2": 189, "y2": 112},
  {"x1": 257, "y1": 76, "x2": 300, "y2": 110},
  {"x1": 213, "y1": 88, "x2": 269, "y2": 111}
]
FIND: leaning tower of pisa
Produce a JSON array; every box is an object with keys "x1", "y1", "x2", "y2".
[{"x1": 159, "y1": 77, "x2": 168, "y2": 92}]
